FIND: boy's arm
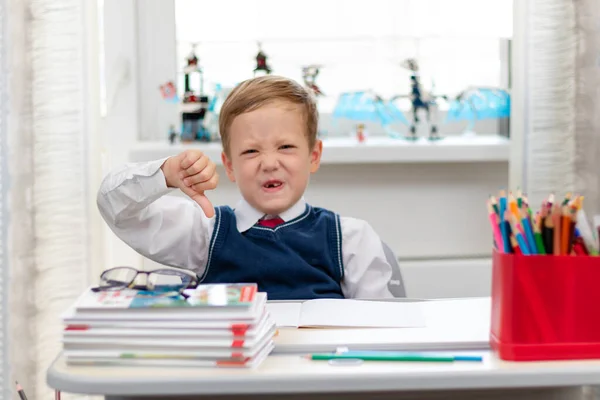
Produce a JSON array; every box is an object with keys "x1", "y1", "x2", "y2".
[
  {"x1": 339, "y1": 216, "x2": 394, "y2": 299},
  {"x1": 97, "y1": 158, "x2": 213, "y2": 274}
]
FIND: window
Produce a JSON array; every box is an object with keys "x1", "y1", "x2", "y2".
[{"x1": 174, "y1": 0, "x2": 513, "y2": 114}]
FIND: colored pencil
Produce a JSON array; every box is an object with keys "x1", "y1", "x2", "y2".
[
  {"x1": 489, "y1": 191, "x2": 594, "y2": 256},
  {"x1": 521, "y1": 207, "x2": 537, "y2": 254},
  {"x1": 498, "y1": 190, "x2": 507, "y2": 223},
  {"x1": 533, "y1": 214, "x2": 546, "y2": 255},
  {"x1": 504, "y1": 220, "x2": 519, "y2": 254},
  {"x1": 15, "y1": 381, "x2": 28, "y2": 400},
  {"x1": 541, "y1": 204, "x2": 553, "y2": 254},
  {"x1": 561, "y1": 206, "x2": 572, "y2": 255},
  {"x1": 489, "y1": 196, "x2": 500, "y2": 216},
  {"x1": 553, "y1": 204, "x2": 562, "y2": 256},
  {"x1": 515, "y1": 232, "x2": 530, "y2": 255},
  {"x1": 487, "y1": 201, "x2": 504, "y2": 251},
  {"x1": 516, "y1": 188, "x2": 523, "y2": 208}
]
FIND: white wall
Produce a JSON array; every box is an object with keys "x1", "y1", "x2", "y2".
[
  {"x1": 136, "y1": 0, "x2": 179, "y2": 141},
  {"x1": 100, "y1": 0, "x2": 141, "y2": 268}
]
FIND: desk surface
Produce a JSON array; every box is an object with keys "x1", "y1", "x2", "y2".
[
  {"x1": 48, "y1": 350, "x2": 600, "y2": 396},
  {"x1": 47, "y1": 297, "x2": 600, "y2": 397}
]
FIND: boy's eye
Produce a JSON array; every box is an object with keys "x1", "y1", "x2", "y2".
[
  {"x1": 279, "y1": 144, "x2": 296, "y2": 150},
  {"x1": 241, "y1": 149, "x2": 258, "y2": 155}
]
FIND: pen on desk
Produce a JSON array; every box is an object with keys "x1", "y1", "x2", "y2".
[
  {"x1": 305, "y1": 352, "x2": 483, "y2": 363},
  {"x1": 15, "y1": 381, "x2": 28, "y2": 400}
]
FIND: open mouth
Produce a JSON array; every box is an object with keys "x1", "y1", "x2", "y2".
[{"x1": 263, "y1": 180, "x2": 283, "y2": 190}]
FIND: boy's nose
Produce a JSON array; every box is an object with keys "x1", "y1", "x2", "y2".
[{"x1": 261, "y1": 153, "x2": 280, "y2": 171}]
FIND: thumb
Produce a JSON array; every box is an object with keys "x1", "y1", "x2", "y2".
[
  {"x1": 180, "y1": 185, "x2": 215, "y2": 218},
  {"x1": 195, "y1": 194, "x2": 215, "y2": 218}
]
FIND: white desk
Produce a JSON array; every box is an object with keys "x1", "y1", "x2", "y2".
[{"x1": 46, "y1": 298, "x2": 600, "y2": 400}]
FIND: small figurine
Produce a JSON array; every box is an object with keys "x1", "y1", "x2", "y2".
[
  {"x1": 253, "y1": 42, "x2": 272, "y2": 76},
  {"x1": 302, "y1": 65, "x2": 324, "y2": 97},
  {"x1": 356, "y1": 123, "x2": 366, "y2": 143},
  {"x1": 179, "y1": 44, "x2": 212, "y2": 142},
  {"x1": 168, "y1": 125, "x2": 178, "y2": 144},
  {"x1": 186, "y1": 48, "x2": 198, "y2": 68},
  {"x1": 183, "y1": 44, "x2": 204, "y2": 103},
  {"x1": 397, "y1": 58, "x2": 444, "y2": 141},
  {"x1": 159, "y1": 81, "x2": 178, "y2": 102}
]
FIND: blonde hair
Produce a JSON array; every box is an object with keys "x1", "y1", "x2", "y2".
[{"x1": 218, "y1": 75, "x2": 318, "y2": 155}]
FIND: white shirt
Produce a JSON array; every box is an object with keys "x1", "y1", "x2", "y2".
[{"x1": 97, "y1": 159, "x2": 394, "y2": 299}]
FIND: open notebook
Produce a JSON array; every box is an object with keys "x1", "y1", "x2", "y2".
[
  {"x1": 271, "y1": 298, "x2": 491, "y2": 353},
  {"x1": 265, "y1": 299, "x2": 425, "y2": 328}
]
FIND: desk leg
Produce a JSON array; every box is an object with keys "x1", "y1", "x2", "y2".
[{"x1": 105, "y1": 386, "x2": 589, "y2": 400}]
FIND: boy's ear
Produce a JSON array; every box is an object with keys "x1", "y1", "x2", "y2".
[
  {"x1": 310, "y1": 139, "x2": 323, "y2": 173},
  {"x1": 221, "y1": 152, "x2": 236, "y2": 182}
]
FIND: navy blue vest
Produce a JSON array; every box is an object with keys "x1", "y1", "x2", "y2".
[{"x1": 199, "y1": 205, "x2": 345, "y2": 300}]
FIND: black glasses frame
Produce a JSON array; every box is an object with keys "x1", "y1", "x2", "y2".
[{"x1": 91, "y1": 266, "x2": 199, "y2": 296}]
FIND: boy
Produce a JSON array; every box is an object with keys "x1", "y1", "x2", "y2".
[{"x1": 98, "y1": 76, "x2": 394, "y2": 300}]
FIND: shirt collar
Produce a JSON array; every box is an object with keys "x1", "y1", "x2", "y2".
[{"x1": 233, "y1": 197, "x2": 307, "y2": 232}]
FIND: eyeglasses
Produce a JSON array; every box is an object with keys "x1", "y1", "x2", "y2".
[{"x1": 92, "y1": 266, "x2": 199, "y2": 296}]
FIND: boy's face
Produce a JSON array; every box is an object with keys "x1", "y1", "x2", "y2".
[{"x1": 222, "y1": 101, "x2": 322, "y2": 216}]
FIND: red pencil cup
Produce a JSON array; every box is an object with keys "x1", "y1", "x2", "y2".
[{"x1": 490, "y1": 249, "x2": 600, "y2": 361}]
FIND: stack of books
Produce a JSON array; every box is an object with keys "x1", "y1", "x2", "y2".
[{"x1": 60, "y1": 283, "x2": 275, "y2": 368}]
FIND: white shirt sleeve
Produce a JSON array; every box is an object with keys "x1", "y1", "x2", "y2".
[
  {"x1": 339, "y1": 216, "x2": 394, "y2": 299},
  {"x1": 97, "y1": 158, "x2": 214, "y2": 275}
]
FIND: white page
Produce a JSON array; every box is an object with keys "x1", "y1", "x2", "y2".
[
  {"x1": 298, "y1": 299, "x2": 426, "y2": 328},
  {"x1": 265, "y1": 303, "x2": 302, "y2": 327}
]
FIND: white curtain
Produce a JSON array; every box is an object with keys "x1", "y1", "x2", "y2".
[
  {"x1": 0, "y1": 0, "x2": 10, "y2": 398},
  {"x1": 7, "y1": 0, "x2": 92, "y2": 398},
  {"x1": 525, "y1": 0, "x2": 600, "y2": 218},
  {"x1": 572, "y1": 0, "x2": 600, "y2": 218},
  {"x1": 525, "y1": 1, "x2": 600, "y2": 396},
  {"x1": 7, "y1": 0, "x2": 38, "y2": 396},
  {"x1": 525, "y1": 0, "x2": 577, "y2": 206}
]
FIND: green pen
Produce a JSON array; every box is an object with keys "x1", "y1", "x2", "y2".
[{"x1": 306, "y1": 352, "x2": 483, "y2": 362}]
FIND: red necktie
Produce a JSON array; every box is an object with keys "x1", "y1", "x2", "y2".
[{"x1": 258, "y1": 217, "x2": 284, "y2": 228}]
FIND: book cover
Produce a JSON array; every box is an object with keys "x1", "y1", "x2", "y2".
[
  {"x1": 183, "y1": 283, "x2": 258, "y2": 307},
  {"x1": 75, "y1": 283, "x2": 258, "y2": 310}
]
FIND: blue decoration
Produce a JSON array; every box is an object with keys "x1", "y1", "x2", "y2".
[
  {"x1": 332, "y1": 91, "x2": 408, "y2": 137},
  {"x1": 445, "y1": 87, "x2": 510, "y2": 133}
]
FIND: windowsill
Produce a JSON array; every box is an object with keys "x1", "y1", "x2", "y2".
[{"x1": 129, "y1": 135, "x2": 509, "y2": 164}]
